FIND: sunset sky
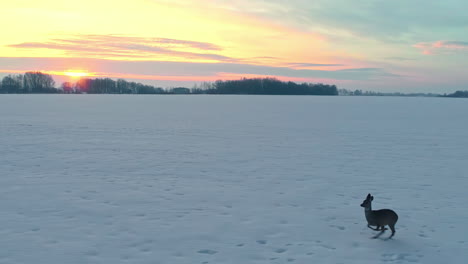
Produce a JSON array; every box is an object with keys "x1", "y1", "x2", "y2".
[{"x1": 1, "y1": 0, "x2": 467, "y2": 92}]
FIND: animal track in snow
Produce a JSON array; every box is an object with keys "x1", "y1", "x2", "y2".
[
  {"x1": 197, "y1": 249, "x2": 218, "y2": 255},
  {"x1": 381, "y1": 253, "x2": 421, "y2": 263},
  {"x1": 274, "y1": 248, "x2": 287, "y2": 253}
]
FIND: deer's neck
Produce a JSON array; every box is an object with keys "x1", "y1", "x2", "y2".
[{"x1": 364, "y1": 204, "x2": 373, "y2": 217}]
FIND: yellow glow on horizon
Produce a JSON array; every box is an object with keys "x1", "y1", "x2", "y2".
[{"x1": 63, "y1": 71, "x2": 90, "y2": 78}]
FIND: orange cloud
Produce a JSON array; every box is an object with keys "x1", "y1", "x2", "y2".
[{"x1": 9, "y1": 35, "x2": 231, "y2": 63}]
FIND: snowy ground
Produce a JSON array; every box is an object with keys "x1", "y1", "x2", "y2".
[{"x1": 1, "y1": 95, "x2": 467, "y2": 264}]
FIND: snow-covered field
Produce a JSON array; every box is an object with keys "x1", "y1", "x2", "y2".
[{"x1": 1, "y1": 95, "x2": 467, "y2": 264}]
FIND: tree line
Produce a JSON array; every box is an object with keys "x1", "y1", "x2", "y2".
[
  {"x1": 442, "y1": 90, "x2": 468, "y2": 98},
  {"x1": 338, "y1": 88, "x2": 468, "y2": 98},
  {"x1": 0, "y1": 72, "x2": 169, "y2": 94},
  {"x1": 338, "y1": 89, "x2": 442, "y2": 97},
  {"x1": 0, "y1": 72, "x2": 339, "y2": 95},
  {"x1": 1, "y1": 72, "x2": 57, "y2": 93},
  {"x1": 193, "y1": 78, "x2": 338, "y2": 95},
  {"x1": 2, "y1": 71, "x2": 467, "y2": 97}
]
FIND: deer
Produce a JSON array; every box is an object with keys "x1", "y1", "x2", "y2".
[{"x1": 360, "y1": 193, "x2": 398, "y2": 239}]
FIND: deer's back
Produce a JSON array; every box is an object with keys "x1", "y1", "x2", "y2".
[{"x1": 367, "y1": 209, "x2": 398, "y2": 226}]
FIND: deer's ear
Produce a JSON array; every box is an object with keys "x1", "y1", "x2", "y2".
[
  {"x1": 371, "y1": 196, "x2": 374, "y2": 201},
  {"x1": 367, "y1": 193, "x2": 371, "y2": 199}
]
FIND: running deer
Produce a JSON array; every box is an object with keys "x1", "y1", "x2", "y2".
[{"x1": 360, "y1": 193, "x2": 398, "y2": 239}]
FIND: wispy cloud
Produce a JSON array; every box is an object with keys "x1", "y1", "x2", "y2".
[
  {"x1": 9, "y1": 34, "x2": 231, "y2": 62},
  {"x1": 7, "y1": 34, "x2": 350, "y2": 69},
  {"x1": 0, "y1": 57, "x2": 398, "y2": 81},
  {"x1": 286, "y1": 62, "x2": 344, "y2": 68},
  {"x1": 413, "y1": 40, "x2": 468, "y2": 55}
]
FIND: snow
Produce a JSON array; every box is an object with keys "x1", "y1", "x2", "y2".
[{"x1": 1, "y1": 94, "x2": 467, "y2": 264}]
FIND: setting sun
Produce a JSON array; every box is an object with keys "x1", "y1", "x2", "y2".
[{"x1": 63, "y1": 71, "x2": 90, "y2": 78}]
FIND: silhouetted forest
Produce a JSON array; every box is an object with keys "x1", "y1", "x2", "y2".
[
  {"x1": 338, "y1": 89, "x2": 441, "y2": 97},
  {"x1": 195, "y1": 78, "x2": 338, "y2": 95},
  {"x1": 0, "y1": 72, "x2": 338, "y2": 95},
  {"x1": 2, "y1": 71, "x2": 465, "y2": 97},
  {"x1": 0, "y1": 72, "x2": 168, "y2": 94},
  {"x1": 338, "y1": 89, "x2": 468, "y2": 98},
  {"x1": 442, "y1": 90, "x2": 468, "y2": 98},
  {"x1": 0, "y1": 72, "x2": 57, "y2": 93},
  {"x1": 72, "y1": 78, "x2": 166, "y2": 94}
]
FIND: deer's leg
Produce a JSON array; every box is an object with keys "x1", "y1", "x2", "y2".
[
  {"x1": 388, "y1": 224, "x2": 396, "y2": 239},
  {"x1": 372, "y1": 229, "x2": 386, "y2": 239},
  {"x1": 367, "y1": 225, "x2": 379, "y2": 231}
]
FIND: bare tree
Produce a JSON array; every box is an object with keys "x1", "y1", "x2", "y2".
[
  {"x1": 61, "y1": 82, "x2": 74, "y2": 93},
  {"x1": 23, "y1": 72, "x2": 56, "y2": 93},
  {"x1": 1, "y1": 74, "x2": 23, "y2": 93}
]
